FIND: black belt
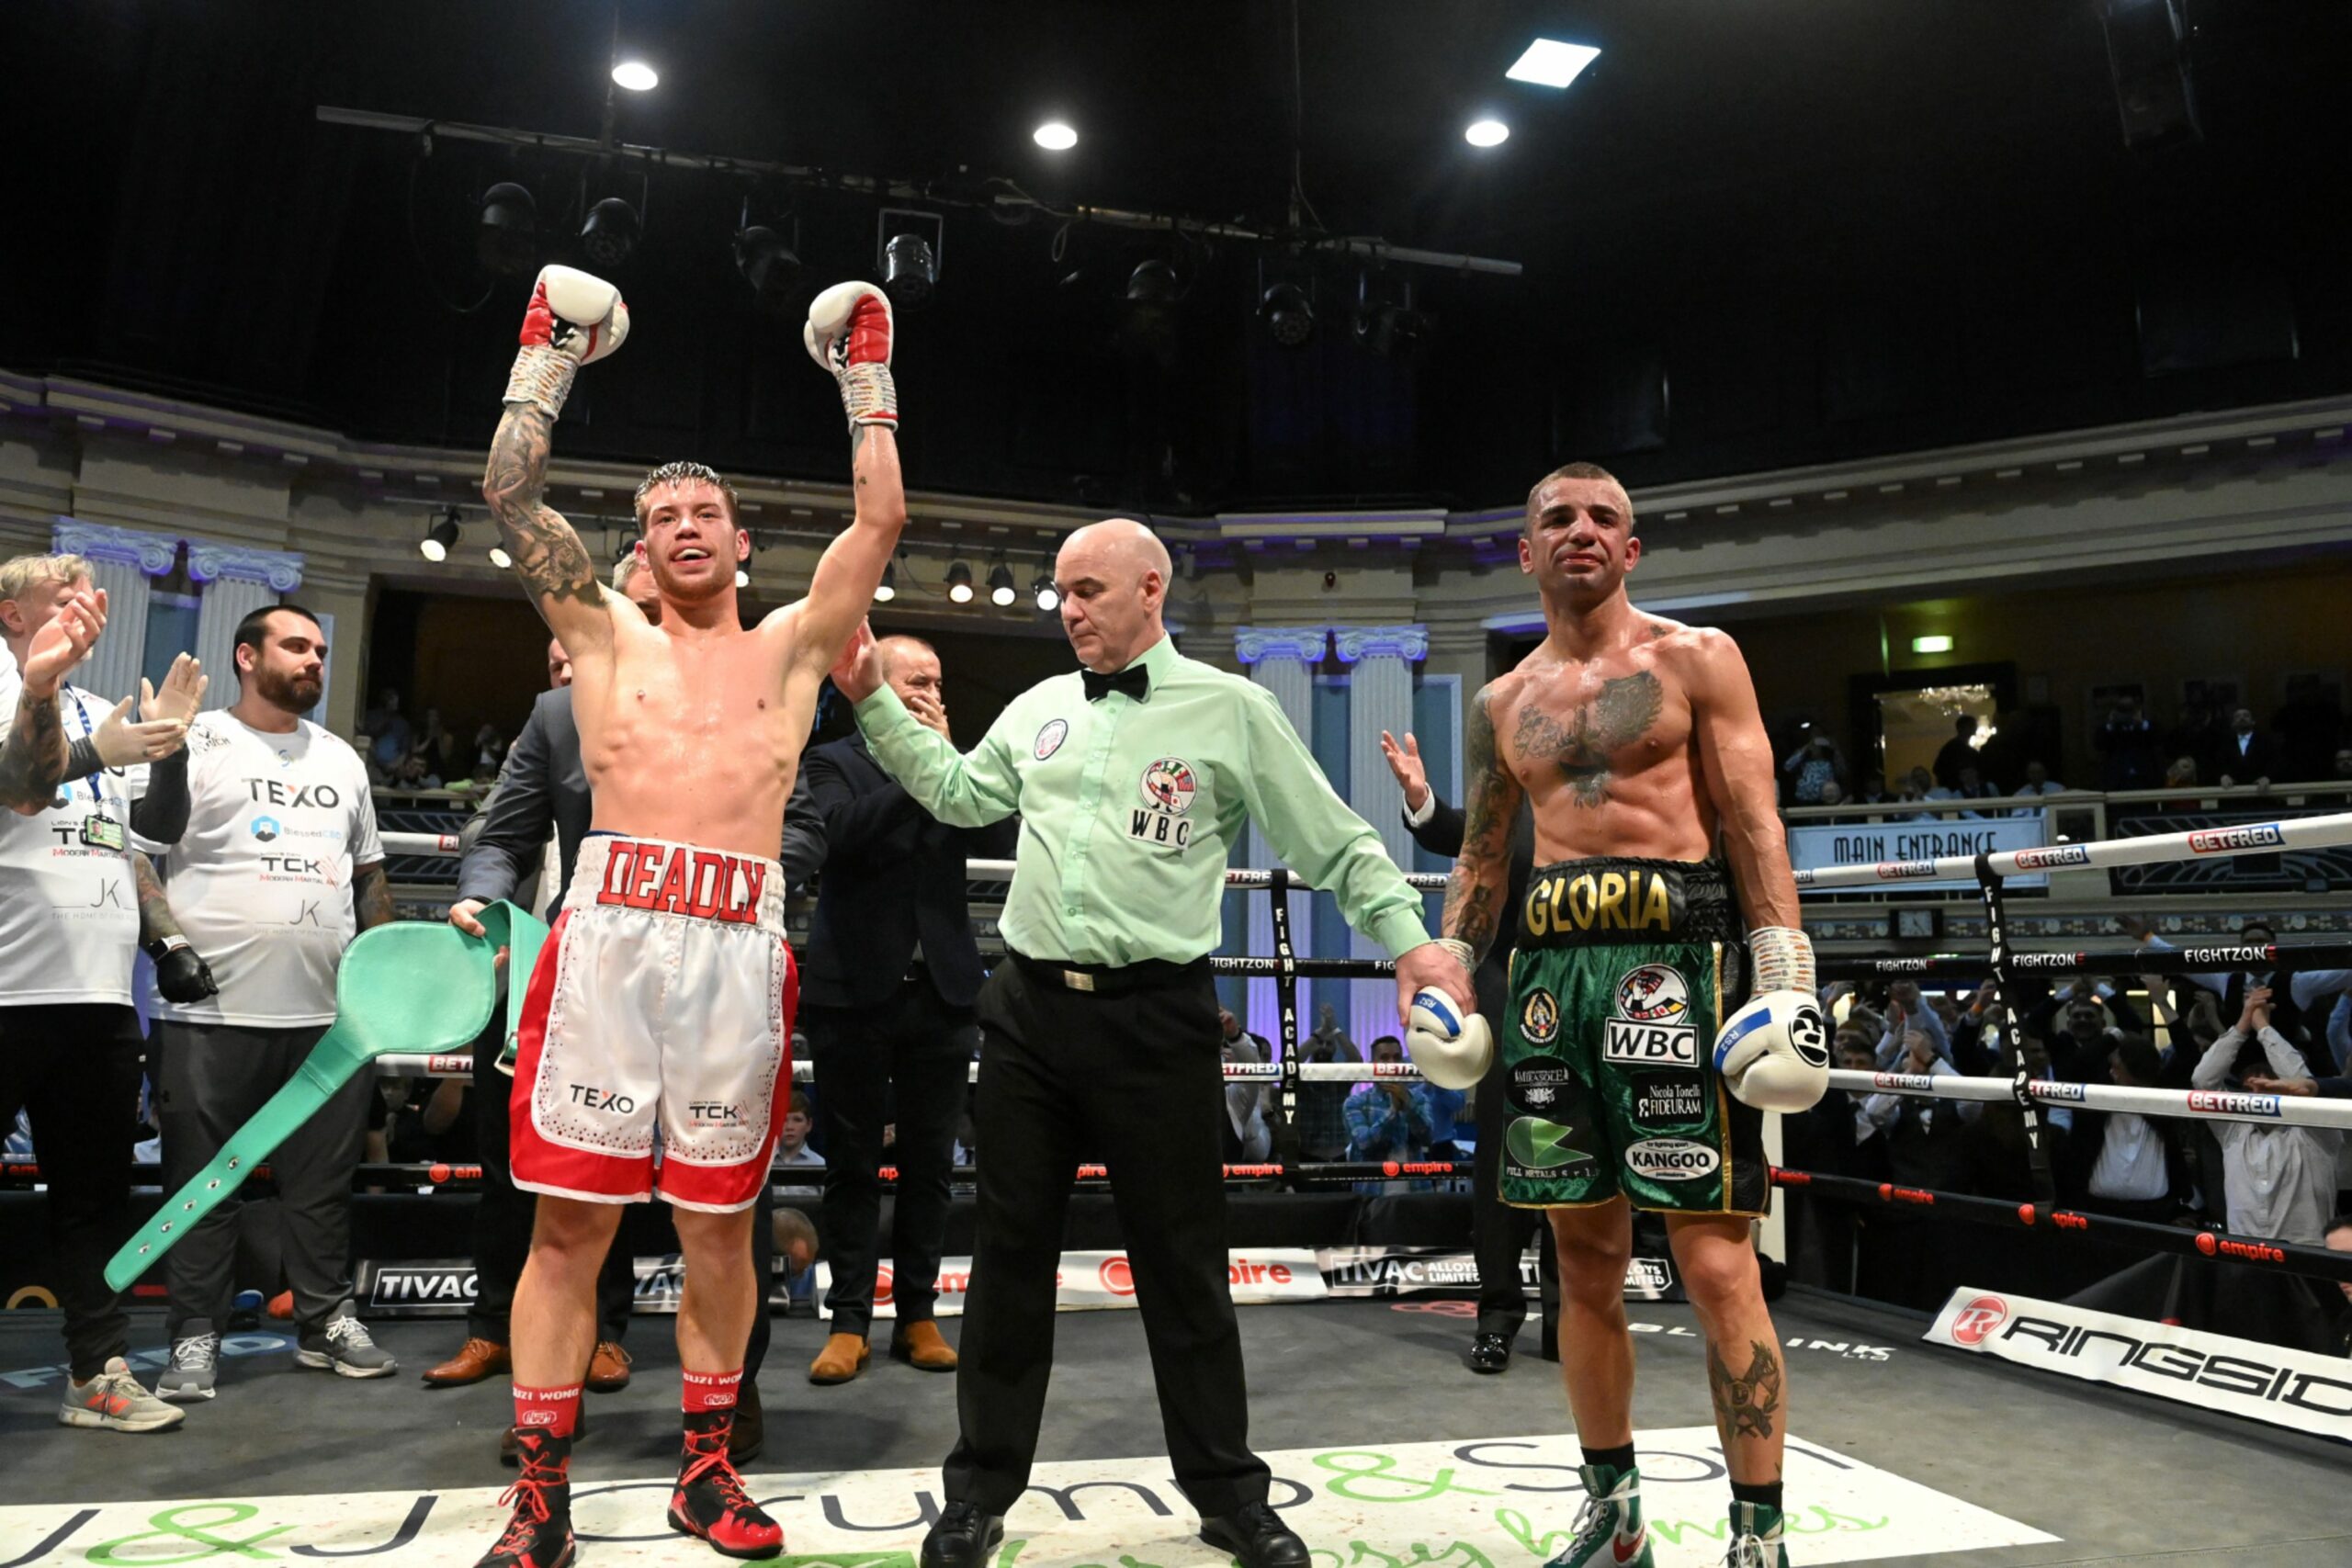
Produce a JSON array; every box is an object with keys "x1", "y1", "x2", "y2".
[{"x1": 1010, "y1": 950, "x2": 1210, "y2": 998}]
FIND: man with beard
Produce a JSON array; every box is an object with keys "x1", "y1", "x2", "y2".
[{"x1": 144, "y1": 604, "x2": 399, "y2": 1402}]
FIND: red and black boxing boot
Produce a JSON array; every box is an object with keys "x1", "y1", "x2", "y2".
[
  {"x1": 669, "y1": 1370, "x2": 783, "y2": 1560},
  {"x1": 475, "y1": 1427, "x2": 576, "y2": 1568}
]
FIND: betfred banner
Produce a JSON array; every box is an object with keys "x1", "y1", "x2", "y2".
[
  {"x1": 1787, "y1": 815, "x2": 2048, "y2": 893},
  {"x1": 814, "y1": 1247, "x2": 1326, "y2": 1320},
  {"x1": 1926, "y1": 1286, "x2": 2352, "y2": 1441}
]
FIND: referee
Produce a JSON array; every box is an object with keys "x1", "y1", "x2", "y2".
[{"x1": 831, "y1": 518, "x2": 1472, "y2": 1568}]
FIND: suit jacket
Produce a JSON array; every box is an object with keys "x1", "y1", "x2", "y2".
[
  {"x1": 1401, "y1": 794, "x2": 1534, "y2": 1025},
  {"x1": 458, "y1": 687, "x2": 593, "y2": 920},
  {"x1": 794, "y1": 730, "x2": 1016, "y2": 1011}
]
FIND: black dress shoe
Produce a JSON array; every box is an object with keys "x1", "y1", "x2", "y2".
[
  {"x1": 921, "y1": 1502, "x2": 1004, "y2": 1568},
  {"x1": 728, "y1": 1378, "x2": 763, "y2": 1463},
  {"x1": 1466, "y1": 1331, "x2": 1513, "y2": 1374},
  {"x1": 1200, "y1": 1502, "x2": 1309, "y2": 1568}
]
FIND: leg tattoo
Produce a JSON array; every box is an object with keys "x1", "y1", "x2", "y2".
[{"x1": 1706, "y1": 1339, "x2": 1783, "y2": 1443}]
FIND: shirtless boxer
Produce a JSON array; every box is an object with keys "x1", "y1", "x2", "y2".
[
  {"x1": 471, "y1": 265, "x2": 906, "y2": 1567},
  {"x1": 1440, "y1": 464, "x2": 1826, "y2": 1568}
]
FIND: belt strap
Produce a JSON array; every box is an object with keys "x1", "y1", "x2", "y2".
[{"x1": 106, "y1": 902, "x2": 548, "y2": 1292}]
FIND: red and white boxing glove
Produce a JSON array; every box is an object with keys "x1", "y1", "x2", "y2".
[
  {"x1": 803, "y1": 281, "x2": 897, "y2": 430},
  {"x1": 503, "y1": 265, "x2": 629, "y2": 420}
]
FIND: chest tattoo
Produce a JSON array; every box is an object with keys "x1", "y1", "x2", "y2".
[{"x1": 1513, "y1": 671, "x2": 1665, "y2": 807}]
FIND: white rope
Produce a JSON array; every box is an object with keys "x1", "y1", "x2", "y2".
[
  {"x1": 1826, "y1": 1066, "x2": 2352, "y2": 1130},
  {"x1": 1792, "y1": 811, "x2": 2352, "y2": 890}
]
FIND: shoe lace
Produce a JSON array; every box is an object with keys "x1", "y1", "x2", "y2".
[
  {"x1": 168, "y1": 1335, "x2": 217, "y2": 1371},
  {"x1": 681, "y1": 1429, "x2": 756, "y2": 1515},
  {"x1": 498, "y1": 1447, "x2": 567, "y2": 1536},
  {"x1": 1723, "y1": 1530, "x2": 1769, "y2": 1568},
  {"x1": 326, "y1": 1315, "x2": 378, "y2": 1348},
  {"x1": 1553, "y1": 1494, "x2": 1611, "y2": 1564}
]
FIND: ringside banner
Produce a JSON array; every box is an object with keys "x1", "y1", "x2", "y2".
[{"x1": 1926, "y1": 1286, "x2": 2352, "y2": 1441}]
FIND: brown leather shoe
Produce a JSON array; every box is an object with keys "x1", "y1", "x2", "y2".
[
  {"x1": 808, "y1": 1332, "x2": 870, "y2": 1384},
  {"x1": 728, "y1": 1377, "x2": 763, "y2": 1463},
  {"x1": 421, "y1": 1337, "x2": 509, "y2": 1387},
  {"x1": 586, "y1": 1340, "x2": 632, "y2": 1393},
  {"x1": 889, "y1": 1319, "x2": 958, "y2": 1372}
]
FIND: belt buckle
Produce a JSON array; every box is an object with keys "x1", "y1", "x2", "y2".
[{"x1": 1063, "y1": 969, "x2": 1095, "y2": 992}]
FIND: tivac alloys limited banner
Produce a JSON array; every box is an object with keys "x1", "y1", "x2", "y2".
[{"x1": 1926, "y1": 1287, "x2": 2352, "y2": 1441}]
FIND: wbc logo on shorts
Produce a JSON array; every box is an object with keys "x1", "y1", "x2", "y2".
[{"x1": 1605, "y1": 964, "x2": 1698, "y2": 1068}]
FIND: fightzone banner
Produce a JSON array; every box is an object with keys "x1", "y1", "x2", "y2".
[{"x1": 1925, "y1": 1285, "x2": 2352, "y2": 1442}]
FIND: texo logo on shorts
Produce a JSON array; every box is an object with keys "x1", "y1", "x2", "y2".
[{"x1": 569, "y1": 1084, "x2": 637, "y2": 1114}]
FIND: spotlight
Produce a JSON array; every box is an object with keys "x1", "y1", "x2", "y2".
[
  {"x1": 477, "y1": 182, "x2": 537, "y2": 276},
  {"x1": 874, "y1": 558, "x2": 898, "y2": 604},
  {"x1": 1034, "y1": 120, "x2": 1078, "y2": 152},
  {"x1": 580, "y1": 197, "x2": 639, "y2": 269},
  {"x1": 421, "y1": 507, "x2": 461, "y2": 563},
  {"x1": 988, "y1": 561, "x2": 1017, "y2": 607},
  {"x1": 945, "y1": 560, "x2": 974, "y2": 604},
  {"x1": 1126, "y1": 258, "x2": 1182, "y2": 307},
  {"x1": 1353, "y1": 270, "x2": 1430, "y2": 357},
  {"x1": 1259, "y1": 281, "x2": 1315, "y2": 350},
  {"x1": 733, "y1": 225, "x2": 801, "y2": 312},
  {"x1": 1035, "y1": 576, "x2": 1060, "y2": 613},
  {"x1": 489, "y1": 545, "x2": 513, "y2": 570},
  {"x1": 1465, "y1": 118, "x2": 1510, "y2": 148},
  {"x1": 883, "y1": 232, "x2": 937, "y2": 307},
  {"x1": 611, "y1": 61, "x2": 659, "y2": 92}
]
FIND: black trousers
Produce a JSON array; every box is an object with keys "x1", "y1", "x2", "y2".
[
  {"x1": 156, "y1": 1021, "x2": 374, "y2": 1339},
  {"x1": 0, "y1": 1004, "x2": 143, "y2": 1380},
  {"x1": 805, "y1": 974, "x2": 975, "y2": 1337},
  {"x1": 1473, "y1": 1063, "x2": 1554, "y2": 1337},
  {"x1": 944, "y1": 957, "x2": 1268, "y2": 1518}
]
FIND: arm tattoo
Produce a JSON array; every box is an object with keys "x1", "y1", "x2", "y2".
[
  {"x1": 483, "y1": 404, "x2": 603, "y2": 610},
  {"x1": 352, "y1": 863, "x2": 395, "y2": 931},
  {"x1": 0, "y1": 686, "x2": 67, "y2": 809},
  {"x1": 1707, "y1": 1339, "x2": 1784, "y2": 1445},
  {"x1": 134, "y1": 852, "x2": 186, "y2": 942},
  {"x1": 1513, "y1": 671, "x2": 1664, "y2": 808},
  {"x1": 1440, "y1": 684, "x2": 1519, "y2": 963}
]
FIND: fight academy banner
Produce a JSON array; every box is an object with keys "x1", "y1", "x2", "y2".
[
  {"x1": 1316, "y1": 1245, "x2": 1679, "y2": 1302},
  {"x1": 1787, "y1": 814, "x2": 2049, "y2": 894},
  {"x1": 814, "y1": 1247, "x2": 1328, "y2": 1320},
  {"x1": 1926, "y1": 1286, "x2": 2352, "y2": 1441}
]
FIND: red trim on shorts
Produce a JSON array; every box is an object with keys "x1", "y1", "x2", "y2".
[
  {"x1": 508, "y1": 911, "x2": 653, "y2": 1202},
  {"x1": 656, "y1": 938, "x2": 798, "y2": 1213}
]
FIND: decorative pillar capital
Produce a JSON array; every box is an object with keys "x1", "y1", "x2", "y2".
[
  {"x1": 1234, "y1": 625, "x2": 1329, "y2": 664},
  {"x1": 188, "y1": 542, "x2": 305, "y2": 592},
  {"x1": 52, "y1": 517, "x2": 179, "y2": 576},
  {"x1": 1332, "y1": 624, "x2": 1429, "y2": 664}
]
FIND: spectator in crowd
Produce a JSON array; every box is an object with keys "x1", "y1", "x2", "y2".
[
  {"x1": 1294, "y1": 1021, "x2": 1359, "y2": 1163},
  {"x1": 2059, "y1": 1035, "x2": 2189, "y2": 1224},
  {"x1": 472, "y1": 722, "x2": 507, "y2": 773},
  {"x1": 363, "y1": 689, "x2": 410, "y2": 774},
  {"x1": 1812, "y1": 778, "x2": 1853, "y2": 821},
  {"x1": 1855, "y1": 769, "x2": 1891, "y2": 806},
  {"x1": 1894, "y1": 765, "x2": 1938, "y2": 819},
  {"x1": 1926, "y1": 763, "x2": 1997, "y2": 818},
  {"x1": 1345, "y1": 1036, "x2": 1431, "y2": 1162},
  {"x1": 1781, "y1": 729, "x2": 1846, "y2": 805},
  {"x1": 390, "y1": 751, "x2": 441, "y2": 790},
  {"x1": 1306, "y1": 1001, "x2": 1353, "y2": 1062},
  {"x1": 772, "y1": 1206, "x2": 822, "y2": 1310},
  {"x1": 1220, "y1": 1006, "x2": 1275, "y2": 1062},
  {"x1": 1932, "y1": 716, "x2": 1982, "y2": 791},
  {"x1": 1222, "y1": 1031, "x2": 1276, "y2": 1163},
  {"x1": 2193, "y1": 988, "x2": 2342, "y2": 1244},
  {"x1": 2010, "y1": 760, "x2": 2064, "y2": 815},
  {"x1": 1873, "y1": 981, "x2": 1950, "y2": 1068},
  {"x1": 2096, "y1": 694, "x2": 2163, "y2": 791},
  {"x1": 2214, "y1": 706, "x2": 2280, "y2": 790},
  {"x1": 413, "y1": 705, "x2": 458, "y2": 780},
  {"x1": 1860, "y1": 1030, "x2": 1982, "y2": 1192},
  {"x1": 1947, "y1": 982, "x2": 2008, "y2": 1077},
  {"x1": 1415, "y1": 1072, "x2": 1467, "y2": 1162},
  {"x1": 774, "y1": 1093, "x2": 826, "y2": 1199},
  {"x1": 150, "y1": 604, "x2": 398, "y2": 1401},
  {"x1": 2334, "y1": 747, "x2": 2352, "y2": 784}
]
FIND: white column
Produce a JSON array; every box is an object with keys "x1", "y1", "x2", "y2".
[
  {"x1": 1338, "y1": 625, "x2": 1429, "y2": 1053},
  {"x1": 1235, "y1": 625, "x2": 1327, "y2": 1053},
  {"x1": 189, "y1": 544, "x2": 306, "y2": 712},
  {"x1": 51, "y1": 519, "x2": 180, "y2": 705}
]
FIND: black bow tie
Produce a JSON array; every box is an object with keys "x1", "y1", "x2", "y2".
[{"x1": 1082, "y1": 664, "x2": 1150, "y2": 705}]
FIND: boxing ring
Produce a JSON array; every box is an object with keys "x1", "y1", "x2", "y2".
[{"x1": 5, "y1": 816, "x2": 2352, "y2": 1566}]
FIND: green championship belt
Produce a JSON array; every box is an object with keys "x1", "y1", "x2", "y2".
[{"x1": 106, "y1": 902, "x2": 548, "y2": 1292}]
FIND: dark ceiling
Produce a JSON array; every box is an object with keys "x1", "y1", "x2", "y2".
[{"x1": 5, "y1": 1, "x2": 2346, "y2": 515}]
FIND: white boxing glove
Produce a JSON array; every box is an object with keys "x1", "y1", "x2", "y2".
[
  {"x1": 1713, "y1": 926, "x2": 1829, "y2": 1111},
  {"x1": 1406, "y1": 987, "x2": 1494, "y2": 1091},
  {"x1": 804, "y1": 281, "x2": 898, "y2": 429},
  {"x1": 504, "y1": 265, "x2": 629, "y2": 419}
]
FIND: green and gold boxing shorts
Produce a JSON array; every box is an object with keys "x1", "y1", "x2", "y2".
[{"x1": 1498, "y1": 855, "x2": 1769, "y2": 1216}]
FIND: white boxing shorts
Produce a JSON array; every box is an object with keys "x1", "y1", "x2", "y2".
[{"x1": 509, "y1": 833, "x2": 797, "y2": 1213}]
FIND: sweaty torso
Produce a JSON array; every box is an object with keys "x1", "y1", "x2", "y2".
[
  {"x1": 1489, "y1": 615, "x2": 1717, "y2": 864},
  {"x1": 569, "y1": 615, "x2": 814, "y2": 862}
]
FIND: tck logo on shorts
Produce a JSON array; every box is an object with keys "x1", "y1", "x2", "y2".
[
  {"x1": 1604, "y1": 964, "x2": 1698, "y2": 1068},
  {"x1": 1127, "y1": 756, "x2": 1198, "y2": 850},
  {"x1": 1624, "y1": 1136, "x2": 1720, "y2": 1181}
]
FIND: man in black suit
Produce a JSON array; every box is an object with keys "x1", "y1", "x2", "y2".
[
  {"x1": 1379, "y1": 730, "x2": 1550, "y2": 1373},
  {"x1": 790, "y1": 634, "x2": 1014, "y2": 1384}
]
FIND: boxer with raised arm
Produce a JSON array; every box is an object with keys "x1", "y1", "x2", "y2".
[
  {"x1": 473, "y1": 265, "x2": 907, "y2": 1567},
  {"x1": 1441, "y1": 463, "x2": 1827, "y2": 1568}
]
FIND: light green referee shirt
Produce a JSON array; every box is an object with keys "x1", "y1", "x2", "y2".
[{"x1": 854, "y1": 634, "x2": 1432, "y2": 968}]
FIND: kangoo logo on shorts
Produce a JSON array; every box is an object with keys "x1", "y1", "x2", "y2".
[
  {"x1": 1625, "y1": 1137, "x2": 1720, "y2": 1181},
  {"x1": 1605, "y1": 965, "x2": 1697, "y2": 1068},
  {"x1": 2188, "y1": 823, "x2": 2284, "y2": 853},
  {"x1": 2011, "y1": 844, "x2": 2091, "y2": 870},
  {"x1": 250, "y1": 816, "x2": 281, "y2": 842},
  {"x1": 1949, "y1": 1293, "x2": 2008, "y2": 1346},
  {"x1": 1520, "y1": 987, "x2": 1561, "y2": 1046},
  {"x1": 1034, "y1": 717, "x2": 1069, "y2": 761}
]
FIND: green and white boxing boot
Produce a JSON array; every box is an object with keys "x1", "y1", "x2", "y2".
[
  {"x1": 1544, "y1": 1463, "x2": 1652, "y2": 1568},
  {"x1": 1724, "y1": 1500, "x2": 1789, "y2": 1567}
]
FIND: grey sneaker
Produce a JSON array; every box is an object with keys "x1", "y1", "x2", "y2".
[
  {"x1": 59, "y1": 1357, "x2": 186, "y2": 1432},
  {"x1": 295, "y1": 1307, "x2": 398, "y2": 1378},
  {"x1": 157, "y1": 1321, "x2": 220, "y2": 1402}
]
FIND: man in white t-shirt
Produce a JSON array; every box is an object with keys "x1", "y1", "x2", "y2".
[
  {"x1": 141, "y1": 604, "x2": 399, "y2": 1402},
  {"x1": 0, "y1": 552, "x2": 208, "y2": 1435}
]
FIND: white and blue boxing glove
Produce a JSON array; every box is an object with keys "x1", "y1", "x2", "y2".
[
  {"x1": 1713, "y1": 925, "x2": 1830, "y2": 1111},
  {"x1": 1406, "y1": 987, "x2": 1494, "y2": 1091}
]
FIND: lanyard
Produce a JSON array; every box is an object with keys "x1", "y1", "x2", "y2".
[{"x1": 62, "y1": 689, "x2": 112, "y2": 811}]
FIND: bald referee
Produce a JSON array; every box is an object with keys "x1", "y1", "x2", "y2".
[{"x1": 831, "y1": 519, "x2": 1472, "y2": 1568}]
